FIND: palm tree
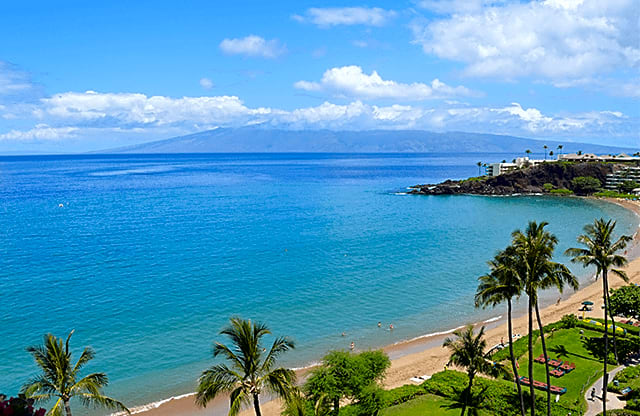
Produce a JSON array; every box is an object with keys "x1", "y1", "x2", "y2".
[
  {"x1": 196, "y1": 317, "x2": 296, "y2": 416},
  {"x1": 476, "y1": 161, "x2": 482, "y2": 176},
  {"x1": 475, "y1": 248, "x2": 526, "y2": 416},
  {"x1": 525, "y1": 149, "x2": 532, "y2": 158},
  {"x1": 549, "y1": 151, "x2": 554, "y2": 159},
  {"x1": 557, "y1": 145, "x2": 563, "y2": 156},
  {"x1": 543, "y1": 145, "x2": 548, "y2": 160},
  {"x1": 443, "y1": 325, "x2": 504, "y2": 416},
  {"x1": 566, "y1": 219, "x2": 632, "y2": 415},
  {"x1": 511, "y1": 222, "x2": 578, "y2": 416},
  {"x1": 21, "y1": 331, "x2": 129, "y2": 416}
]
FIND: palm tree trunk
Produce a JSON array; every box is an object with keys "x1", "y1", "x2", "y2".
[
  {"x1": 528, "y1": 296, "x2": 535, "y2": 416},
  {"x1": 508, "y1": 299, "x2": 526, "y2": 416},
  {"x1": 64, "y1": 399, "x2": 73, "y2": 416},
  {"x1": 602, "y1": 271, "x2": 609, "y2": 415},
  {"x1": 604, "y1": 276, "x2": 619, "y2": 363},
  {"x1": 461, "y1": 372, "x2": 474, "y2": 416},
  {"x1": 253, "y1": 394, "x2": 262, "y2": 416},
  {"x1": 535, "y1": 301, "x2": 552, "y2": 416}
]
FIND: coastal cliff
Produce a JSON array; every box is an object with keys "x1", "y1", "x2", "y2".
[{"x1": 409, "y1": 162, "x2": 616, "y2": 196}]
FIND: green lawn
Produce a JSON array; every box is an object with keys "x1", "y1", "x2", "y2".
[
  {"x1": 517, "y1": 327, "x2": 605, "y2": 411},
  {"x1": 381, "y1": 393, "x2": 492, "y2": 416}
]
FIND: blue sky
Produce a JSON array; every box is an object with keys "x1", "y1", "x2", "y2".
[{"x1": 0, "y1": 0, "x2": 638, "y2": 152}]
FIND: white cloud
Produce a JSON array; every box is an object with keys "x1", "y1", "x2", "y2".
[
  {"x1": 199, "y1": 78, "x2": 214, "y2": 89},
  {"x1": 1, "y1": 90, "x2": 635, "y2": 145},
  {"x1": 219, "y1": 35, "x2": 286, "y2": 59},
  {"x1": 294, "y1": 65, "x2": 476, "y2": 100},
  {"x1": 295, "y1": 7, "x2": 396, "y2": 27},
  {"x1": 0, "y1": 124, "x2": 78, "y2": 140},
  {"x1": 412, "y1": 0, "x2": 640, "y2": 82},
  {"x1": 39, "y1": 91, "x2": 269, "y2": 126}
]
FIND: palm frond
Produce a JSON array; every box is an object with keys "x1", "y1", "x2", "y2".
[
  {"x1": 262, "y1": 367, "x2": 297, "y2": 400},
  {"x1": 261, "y1": 336, "x2": 295, "y2": 373},
  {"x1": 228, "y1": 386, "x2": 251, "y2": 416},
  {"x1": 195, "y1": 363, "x2": 242, "y2": 407},
  {"x1": 76, "y1": 392, "x2": 130, "y2": 413},
  {"x1": 73, "y1": 347, "x2": 95, "y2": 373}
]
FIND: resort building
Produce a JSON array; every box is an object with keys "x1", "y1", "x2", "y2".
[
  {"x1": 559, "y1": 153, "x2": 639, "y2": 163},
  {"x1": 604, "y1": 165, "x2": 640, "y2": 194},
  {"x1": 485, "y1": 157, "x2": 547, "y2": 176}
]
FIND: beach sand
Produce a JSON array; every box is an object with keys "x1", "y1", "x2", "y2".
[{"x1": 137, "y1": 199, "x2": 640, "y2": 416}]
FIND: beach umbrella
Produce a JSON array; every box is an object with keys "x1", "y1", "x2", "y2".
[{"x1": 582, "y1": 301, "x2": 594, "y2": 305}]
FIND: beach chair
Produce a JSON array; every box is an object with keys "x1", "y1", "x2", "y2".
[{"x1": 534, "y1": 354, "x2": 546, "y2": 363}]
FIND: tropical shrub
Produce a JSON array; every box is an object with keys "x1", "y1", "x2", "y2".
[
  {"x1": 560, "y1": 314, "x2": 579, "y2": 328},
  {"x1": 305, "y1": 350, "x2": 390, "y2": 415},
  {"x1": 550, "y1": 188, "x2": 574, "y2": 195},
  {"x1": 610, "y1": 285, "x2": 640, "y2": 318},
  {"x1": 594, "y1": 190, "x2": 638, "y2": 199},
  {"x1": 571, "y1": 176, "x2": 601, "y2": 194},
  {"x1": 543, "y1": 183, "x2": 554, "y2": 192},
  {"x1": 618, "y1": 180, "x2": 640, "y2": 194}
]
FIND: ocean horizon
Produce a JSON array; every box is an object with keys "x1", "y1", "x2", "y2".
[{"x1": 1, "y1": 153, "x2": 638, "y2": 414}]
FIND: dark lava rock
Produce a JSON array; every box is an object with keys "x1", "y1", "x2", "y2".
[{"x1": 409, "y1": 162, "x2": 616, "y2": 196}]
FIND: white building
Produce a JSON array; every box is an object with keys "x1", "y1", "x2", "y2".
[
  {"x1": 605, "y1": 166, "x2": 640, "y2": 193},
  {"x1": 485, "y1": 157, "x2": 547, "y2": 177}
]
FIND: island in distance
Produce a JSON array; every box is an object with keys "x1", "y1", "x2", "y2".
[{"x1": 105, "y1": 127, "x2": 634, "y2": 154}]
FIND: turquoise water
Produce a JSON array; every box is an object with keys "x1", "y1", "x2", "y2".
[{"x1": 0, "y1": 153, "x2": 637, "y2": 412}]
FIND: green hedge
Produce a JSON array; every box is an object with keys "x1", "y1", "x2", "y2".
[
  {"x1": 422, "y1": 370, "x2": 572, "y2": 416},
  {"x1": 384, "y1": 384, "x2": 427, "y2": 407},
  {"x1": 594, "y1": 191, "x2": 639, "y2": 200}
]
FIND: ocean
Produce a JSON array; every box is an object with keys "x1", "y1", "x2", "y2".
[{"x1": 0, "y1": 153, "x2": 637, "y2": 413}]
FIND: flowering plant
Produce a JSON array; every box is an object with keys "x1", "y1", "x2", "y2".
[{"x1": 0, "y1": 395, "x2": 46, "y2": 416}]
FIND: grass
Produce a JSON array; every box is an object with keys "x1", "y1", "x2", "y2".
[
  {"x1": 517, "y1": 327, "x2": 605, "y2": 412},
  {"x1": 381, "y1": 393, "x2": 492, "y2": 416}
]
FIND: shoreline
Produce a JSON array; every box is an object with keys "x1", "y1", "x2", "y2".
[{"x1": 132, "y1": 198, "x2": 640, "y2": 416}]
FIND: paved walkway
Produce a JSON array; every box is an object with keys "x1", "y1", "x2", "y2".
[{"x1": 584, "y1": 365, "x2": 626, "y2": 416}]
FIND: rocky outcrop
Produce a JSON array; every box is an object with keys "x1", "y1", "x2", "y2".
[{"x1": 409, "y1": 162, "x2": 616, "y2": 196}]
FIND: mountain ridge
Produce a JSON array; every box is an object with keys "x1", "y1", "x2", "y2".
[{"x1": 103, "y1": 127, "x2": 637, "y2": 154}]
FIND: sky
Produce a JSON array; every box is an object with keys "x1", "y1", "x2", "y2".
[{"x1": 0, "y1": 0, "x2": 638, "y2": 152}]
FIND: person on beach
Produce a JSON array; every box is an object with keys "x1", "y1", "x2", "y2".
[
  {"x1": 500, "y1": 337, "x2": 504, "y2": 347},
  {"x1": 341, "y1": 332, "x2": 345, "y2": 337},
  {"x1": 350, "y1": 341, "x2": 355, "y2": 351},
  {"x1": 378, "y1": 321, "x2": 382, "y2": 328},
  {"x1": 389, "y1": 324, "x2": 394, "y2": 331}
]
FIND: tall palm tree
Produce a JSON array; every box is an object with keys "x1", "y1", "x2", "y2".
[
  {"x1": 543, "y1": 145, "x2": 548, "y2": 160},
  {"x1": 511, "y1": 222, "x2": 578, "y2": 416},
  {"x1": 443, "y1": 325, "x2": 503, "y2": 416},
  {"x1": 21, "y1": 331, "x2": 129, "y2": 416},
  {"x1": 525, "y1": 149, "x2": 532, "y2": 158},
  {"x1": 476, "y1": 161, "x2": 482, "y2": 176},
  {"x1": 196, "y1": 317, "x2": 296, "y2": 416},
  {"x1": 557, "y1": 145, "x2": 563, "y2": 156},
  {"x1": 566, "y1": 219, "x2": 632, "y2": 414},
  {"x1": 475, "y1": 248, "x2": 526, "y2": 416}
]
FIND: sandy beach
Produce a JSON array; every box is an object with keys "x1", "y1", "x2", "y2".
[{"x1": 137, "y1": 199, "x2": 640, "y2": 416}]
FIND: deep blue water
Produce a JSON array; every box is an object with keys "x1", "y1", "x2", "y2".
[{"x1": 0, "y1": 153, "x2": 637, "y2": 412}]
